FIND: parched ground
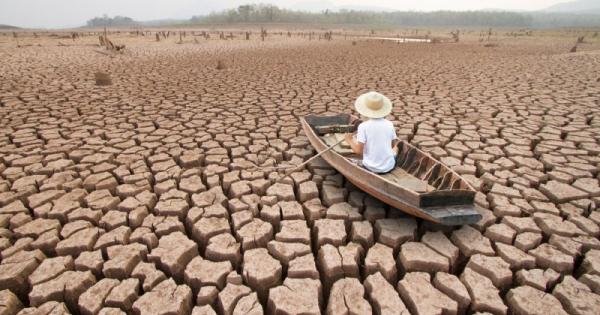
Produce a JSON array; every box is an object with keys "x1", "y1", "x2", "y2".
[{"x1": 0, "y1": 30, "x2": 600, "y2": 315}]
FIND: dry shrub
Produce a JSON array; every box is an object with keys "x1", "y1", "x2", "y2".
[
  {"x1": 99, "y1": 35, "x2": 125, "y2": 52},
  {"x1": 216, "y1": 60, "x2": 225, "y2": 70},
  {"x1": 95, "y1": 72, "x2": 112, "y2": 86}
]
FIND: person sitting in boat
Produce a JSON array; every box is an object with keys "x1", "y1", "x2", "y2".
[{"x1": 344, "y1": 91, "x2": 398, "y2": 174}]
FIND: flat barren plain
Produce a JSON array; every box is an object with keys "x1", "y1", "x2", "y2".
[{"x1": 0, "y1": 29, "x2": 599, "y2": 315}]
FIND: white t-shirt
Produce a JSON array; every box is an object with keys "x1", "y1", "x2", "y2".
[{"x1": 356, "y1": 118, "x2": 397, "y2": 173}]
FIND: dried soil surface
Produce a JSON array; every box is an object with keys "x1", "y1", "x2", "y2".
[{"x1": 1, "y1": 29, "x2": 600, "y2": 315}]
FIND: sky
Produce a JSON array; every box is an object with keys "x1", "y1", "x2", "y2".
[{"x1": 0, "y1": 0, "x2": 569, "y2": 28}]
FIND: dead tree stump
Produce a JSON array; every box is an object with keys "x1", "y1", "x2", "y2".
[
  {"x1": 451, "y1": 30, "x2": 460, "y2": 43},
  {"x1": 261, "y1": 28, "x2": 267, "y2": 41}
]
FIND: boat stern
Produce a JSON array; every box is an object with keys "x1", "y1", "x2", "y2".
[{"x1": 420, "y1": 204, "x2": 483, "y2": 226}]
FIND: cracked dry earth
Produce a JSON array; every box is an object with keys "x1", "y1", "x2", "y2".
[{"x1": 0, "y1": 33, "x2": 600, "y2": 315}]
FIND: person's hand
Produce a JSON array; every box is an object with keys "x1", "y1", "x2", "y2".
[{"x1": 344, "y1": 133, "x2": 354, "y2": 144}]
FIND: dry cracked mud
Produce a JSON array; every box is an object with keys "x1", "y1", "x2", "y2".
[{"x1": 0, "y1": 28, "x2": 599, "y2": 315}]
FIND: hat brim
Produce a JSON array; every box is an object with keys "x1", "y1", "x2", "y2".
[{"x1": 354, "y1": 93, "x2": 393, "y2": 119}]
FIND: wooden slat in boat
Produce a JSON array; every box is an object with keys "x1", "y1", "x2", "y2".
[
  {"x1": 321, "y1": 133, "x2": 362, "y2": 158},
  {"x1": 382, "y1": 168, "x2": 433, "y2": 193},
  {"x1": 302, "y1": 114, "x2": 481, "y2": 225}
]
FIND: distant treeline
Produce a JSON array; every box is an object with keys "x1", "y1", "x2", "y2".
[
  {"x1": 0, "y1": 24, "x2": 20, "y2": 29},
  {"x1": 86, "y1": 5, "x2": 600, "y2": 29},
  {"x1": 86, "y1": 15, "x2": 137, "y2": 28},
  {"x1": 190, "y1": 4, "x2": 600, "y2": 28}
]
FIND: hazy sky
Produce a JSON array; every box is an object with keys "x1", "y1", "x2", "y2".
[{"x1": 0, "y1": 0, "x2": 567, "y2": 28}]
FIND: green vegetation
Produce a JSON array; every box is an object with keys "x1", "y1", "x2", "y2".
[
  {"x1": 86, "y1": 14, "x2": 137, "y2": 27},
  {"x1": 190, "y1": 4, "x2": 600, "y2": 28},
  {"x1": 0, "y1": 24, "x2": 20, "y2": 29}
]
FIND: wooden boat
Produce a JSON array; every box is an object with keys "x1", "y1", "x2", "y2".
[{"x1": 301, "y1": 114, "x2": 482, "y2": 225}]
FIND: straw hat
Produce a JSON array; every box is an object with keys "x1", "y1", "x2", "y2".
[{"x1": 354, "y1": 91, "x2": 392, "y2": 119}]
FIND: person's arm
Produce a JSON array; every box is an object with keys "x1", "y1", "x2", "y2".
[
  {"x1": 344, "y1": 133, "x2": 364, "y2": 155},
  {"x1": 390, "y1": 122, "x2": 398, "y2": 148}
]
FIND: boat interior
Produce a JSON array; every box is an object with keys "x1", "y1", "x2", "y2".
[{"x1": 306, "y1": 114, "x2": 472, "y2": 194}]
